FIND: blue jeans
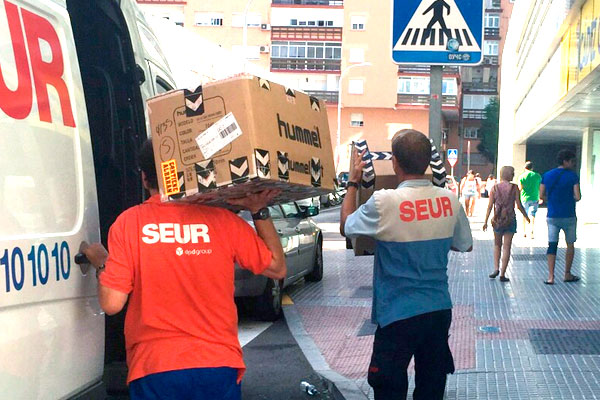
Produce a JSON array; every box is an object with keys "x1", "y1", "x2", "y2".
[
  {"x1": 129, "y1": 367, "x2": 241, "y2": 400},
  {"x1": 547, "y1": 217, "x2": 577, "y2": 243},
  {"x1": 523, "y1": 200, "x2": 539, "y2": 217}
]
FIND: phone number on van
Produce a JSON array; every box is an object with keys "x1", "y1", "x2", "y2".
[{"x1": 1, "y1": 242, "x2": 71, "y2": 292}]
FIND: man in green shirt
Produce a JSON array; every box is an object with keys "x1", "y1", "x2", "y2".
[{"x1": 518, "y1": 161, "x2": 542, "y2": 239}]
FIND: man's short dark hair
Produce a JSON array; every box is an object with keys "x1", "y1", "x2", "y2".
[
  {"x1": 524, "y1": 161, "x2": 533, "y2": 170},
  {"x1": 557, "y1": 149, "x2": 576, "y2": 165},
  {"x1": 138, "y1": 139, "x2": 158, "y2": 189},
  {"x1": 391, "y1": 129, "x2": 431, "y2": 175}
]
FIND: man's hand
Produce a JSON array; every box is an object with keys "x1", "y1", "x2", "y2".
[
  {"x1": 349, "y1": 148, "x2": 367, "y2": 184},
  {"x1": 227, "y1": 189, "x2": 281, "y2": 213},
  {"x1": 81, "y1": 242, "x2": 108, "y2": 269},
  {"x1": 482, "y1": 223, "x2": 488, "y2": 232}
]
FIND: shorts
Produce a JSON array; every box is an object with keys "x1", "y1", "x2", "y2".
[
  {"x1": 523, "y1": 200, "x2": 539, "y2": 217},
  {"x1": 129, "y1": 367, "x2": 241, "y2": 400},
  {"x1": 464, "y1": 193, "x2": 476, "y2": 200},
  {"x1": 547, "y1": 217, "x2": 577, "y2": 243},
  {"x1": 493, "y1": 217, "x2": 517, "y2": 234}
]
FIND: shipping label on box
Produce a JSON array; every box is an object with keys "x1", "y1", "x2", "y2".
[{"x1": 147, "y1": 75, "x2": 335, "y2": 207}]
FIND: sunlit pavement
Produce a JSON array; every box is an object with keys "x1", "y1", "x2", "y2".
[{"x1": 286, "y1": 201, "x2": 600, "y2": 399}]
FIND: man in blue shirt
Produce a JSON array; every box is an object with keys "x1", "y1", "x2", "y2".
[
  {"x1": 540, "y1": 149, "x2": 582, "y2": 285},
  {"x1": 340, "y1": 130, "x2": 473, "y2": 400}
]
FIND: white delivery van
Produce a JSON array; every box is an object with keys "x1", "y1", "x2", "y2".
[{"x1": 0, "y1": 0, "x2": 175, "y2": 398}]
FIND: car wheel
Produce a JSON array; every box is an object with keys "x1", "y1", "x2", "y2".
[
  {"x1": 254, "y1": 278, "x2": 283, "y2": 321},
  {"x1": 305, "y1": 238, "x2": 323, "y2": 282}
]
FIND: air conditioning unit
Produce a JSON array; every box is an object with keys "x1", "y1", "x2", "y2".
[
  {"x1": 261, "y1": 23, "x2": 271, "y2": 30},
  {"x1": 259, "y1": 45, "x2": 270, "y2": 53}
]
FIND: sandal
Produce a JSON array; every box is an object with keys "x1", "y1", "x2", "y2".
[
  {"x1": 544, "y1": 280, "x2": 554, "y2": 285},
  {"x1": 499, "y1": 276, "x2": 510, "y2": 282},
  {"x1": 489, "y1": 271, "x2": 500, "y2": 279},
  {"x1": 564, "y1": 275, "x2": 580, "y2": 283}
]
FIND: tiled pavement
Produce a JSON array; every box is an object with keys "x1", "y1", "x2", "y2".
[{"x1": 287, "y1": 204, "x2": 600, "y2": 399}]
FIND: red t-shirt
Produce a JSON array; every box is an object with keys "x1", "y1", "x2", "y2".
[{"x1": 99, "y1": 195, "x2": 272, "y2": 383}]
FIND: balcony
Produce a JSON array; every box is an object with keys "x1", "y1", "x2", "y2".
[
  {"x1": 397, "y1": 94, "x2": 458, "y2": 107},
  {"x1": 483, "y1": 55, "x2": 499, "y2": 65},
  {"x1": 271, "y1": 58, "x2": 341, "y2": 71},
  {"x1": 304, "y1": 90, "x2": 338, "y2": 103},
  {"x1": 398, "y1": 65, "x2": 459, "y2": 75},
  {"x1": 271, "y1": 26, "x2": 343, "y2": 41},
  {"x1": 272, "y1": 0, "x2": 343, "y2": 5},
  {"x1": 463, "y1": 109, "x2": 486, "y2": 119},
  {"x1": 484, "y1": 27, "x2": 500, "y2": 38},
  {"x1": 462, "y1": 80, "x2": 498, "y2": 92}
]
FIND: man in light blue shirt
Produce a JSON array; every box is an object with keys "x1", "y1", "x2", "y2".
[{"x1": 340, "y1": 130, "x2": 473, "y2": 400}]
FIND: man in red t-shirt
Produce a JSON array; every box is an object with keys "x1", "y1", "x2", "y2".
[{"x1": 83, "y1": 140, "x2": 286, "y2": 399}]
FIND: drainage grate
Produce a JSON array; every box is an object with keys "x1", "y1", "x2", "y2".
[
  {"x1": 478, "y1": 325, "x2": 501, "y2": 333},
  {"x1": 351, "y1": 286, "x2": 373, "y2": 298},
  {"x1": 512, "y1": 254, "x2": 547, "y2": 261},
  {"x1": 529, "y1": 329, "x2": 600, "y2": 354},
  {"x1": 357, "y1": 319, "x2": 378, "y2": 337}
]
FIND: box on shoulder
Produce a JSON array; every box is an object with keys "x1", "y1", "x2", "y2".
[{"x1": 147, "y1": 75, "x2": 335, "y2": 207}]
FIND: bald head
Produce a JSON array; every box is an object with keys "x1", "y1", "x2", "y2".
[{"x1": 391, "y1": 129, "x2": 431, "y2": 175}]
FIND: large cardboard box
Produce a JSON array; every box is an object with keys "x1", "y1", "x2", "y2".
[{"x1": 147, "y1": 75, "x2": 335, "y2": 207}]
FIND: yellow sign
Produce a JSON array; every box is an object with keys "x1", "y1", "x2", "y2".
[{"x1": 161, "y1": 159, "x2": 180, "y2": 196}]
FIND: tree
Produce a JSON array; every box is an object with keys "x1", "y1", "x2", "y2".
[{"x1": 477, "y1": 97, "x2": 500, "y2": 165}]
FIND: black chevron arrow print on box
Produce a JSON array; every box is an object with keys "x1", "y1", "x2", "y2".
[
  {"x1": 429, "y1": 139, "x2": 447, "y2": 188},
  {"x1": 285, "y1": 87, "x2": 296, "y2": 97},
  {"x1": 169, "y1": 172, "x2": 186, "y2": 200},
  {"x1": 229, "y1": 156, "x2": 249, "y2": 184},
  {"x1": 309, "y1": 96, "x2": 321, "y2": 112},
  {"x1": 354, "y1": 140, "x2": 376, "y2": 189},
  {"x1": 195, "y1": 160, "x2": 217, "y2": 190},
  {"x1": 254, "y1": 149, "x2": 271, "y2": 179},
  {"x1": 277, "y1": 151, "x2": 289, "y2": 182},
  {"x1": 258, "y1": 77, "x2": 271, "y2": 91},
  {"x1": 184, "y1": 86, "x2": 204, "y2": 117},
  {"x1": 310, "y1": 157, "x2": 322, "y2": 187},
  {"x1": 371, "y1": 152, "x2": 393, "y2": 161}
]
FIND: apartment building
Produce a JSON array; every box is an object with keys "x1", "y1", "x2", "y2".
[{"x1": 140, "y1": 1, "x2": 526, "y2": 176}]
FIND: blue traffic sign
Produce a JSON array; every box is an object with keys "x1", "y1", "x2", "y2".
[
  {"x1": 447, "y1": 148, "x2": 458, "y2": 159},
  {"x1": 391, "y1": 0, "x2": 484, "y2": 65}
]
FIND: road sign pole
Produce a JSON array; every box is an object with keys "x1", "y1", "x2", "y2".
[
  {"x1": 429, "y1": 65, "x2": 443, "y2": 151},
  {"x1": 451, "y1": 166, "x2": 454, "y2": 177}
]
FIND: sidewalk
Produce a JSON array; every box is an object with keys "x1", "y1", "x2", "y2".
[{"x1": 288, "y1": 201, "x2": 600, "y2": 399}]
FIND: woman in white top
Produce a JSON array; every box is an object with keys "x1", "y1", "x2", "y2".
[{"x1": 460, "y1": 171, "x2": 479, "y2": 217}]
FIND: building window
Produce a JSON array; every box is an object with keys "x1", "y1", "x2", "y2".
[
  {"x1": 290, "y1": 19, "x2": 335, "y2": 27},
  {"x1": 397, "y1": 77, "x2": 457, "y2": 95},
  {"x1": 350, "y1": 113, "x2": 364, "y2": 127},
  {"x1": 349, "y1": 48, "x2": 365, "y2": 63},
  {"x1": 464, "y1": 127, "x2": 480, "y2": 139},
  {"x1": 485, "y1": 14, "x2": 500, "y2": 28},
  {"x1": 348, "y1": 79, "x2": 364, "y2": 94},
  {"x1": 232, "y1": 13, "x2": 261, "y2": 27},
  {"x1": 463, "y1": 95, "x2": 494, "y2": 109},
  {"x1": 271, "y1": 41, "x2": 341, "y2": 59},
  {"x1": 484, "y1": 41, "x2": 499, "y2": 55},
  {"x1": 195, "y1": 12, "x2": 224, "y2": 26},
  {"x1": 290, "y1": 19, "x2": 298, "y2": 25},
  {"x1": 351, "y1": 16, "x2": 366, "y2": 30}
]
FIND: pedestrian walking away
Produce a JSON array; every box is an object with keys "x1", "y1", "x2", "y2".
[
  {"x1": 483, "y1": 166, "x2": 529, "y2": 282},
  {"x1": 540, "y1": 149, "x2": 581, "y2": 285},
  {"x1": 484, "y1": 174, "x2": 496, "y2": 199},
  {"x1": 518, "y1": 161, "x2": 542, "y2": 239},
  {"x1": 81, "y1": 139, "x2": 286, "y2": 400},
  {"x1": 340, "y1": 129, "x2": 473, "y2": 400}
]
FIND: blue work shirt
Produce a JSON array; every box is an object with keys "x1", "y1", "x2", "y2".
[
  {"x1": 542, "y1": 167, "x2": 579, "y2": 218},
  {"x1": 344, "y1": 179, "x2": 472, "y2": 328}
]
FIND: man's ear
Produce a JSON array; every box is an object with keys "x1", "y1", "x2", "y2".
[
  {"x1": 392, "y1": 155, "x2": 399, "y2": 175},
  {"x1": 141, "y1": 171, "x2": 150, "y2": 191}
]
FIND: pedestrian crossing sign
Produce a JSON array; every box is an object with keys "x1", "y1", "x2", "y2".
[{"x1": 391, "y1": 0, "x2": 484, "y2": 65}]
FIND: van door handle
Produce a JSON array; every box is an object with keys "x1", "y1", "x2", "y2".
[{"x1": 295, "y1": 227, "x2": 301, "y2": 233}]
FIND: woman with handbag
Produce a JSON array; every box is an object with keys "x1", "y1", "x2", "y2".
[{"x1": 482, "y1": 166, "x2": 530, "y2": 282}]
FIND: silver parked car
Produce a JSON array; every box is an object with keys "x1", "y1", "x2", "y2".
[{"x1": 235, "y1": 202, "x2": 323, "y2": 321}]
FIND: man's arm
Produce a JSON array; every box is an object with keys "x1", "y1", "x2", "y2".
[
  {"x1": 82, "y1": 242, "x2": 129, "y2": 316},
  {"x1": 574, "y1": 183, "x2": 581, "y2": 202},
  {"x1": 227, "y1": 190, "x2": 286, "y2": 280},
  {"x1": 451, "y1": 205, "x2": 473, "y2": 252},
  {"x1": 539, "y1": 183, "x2": 546, "y2": 202},
  {"x1": 340, "y1": 148, "x2": 366, "y2": 236}
]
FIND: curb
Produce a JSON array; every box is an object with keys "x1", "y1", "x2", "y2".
[{"x1": 283, "y1": 304, "x2": 368, "y2": 400}]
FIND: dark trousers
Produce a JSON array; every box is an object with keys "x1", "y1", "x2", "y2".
[{"x1": 367, "y1": 309, "x2": 454, "y2": 400}]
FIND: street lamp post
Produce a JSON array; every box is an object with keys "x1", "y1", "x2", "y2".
[
  {"x1": 336, "y1": 61, "x2": 372, "y2": 173},
  {"x1": 242, "y1": 0, "x2": 255, "y2": 71}
]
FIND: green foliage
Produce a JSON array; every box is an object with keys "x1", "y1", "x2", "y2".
[{"x1": 476, "y1": 97, "x2": 500, "y2": 164}]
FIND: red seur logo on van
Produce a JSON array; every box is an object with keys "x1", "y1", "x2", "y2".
[{"x1": 0, "y1": 1, "x2": 75, "y2": 127}]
